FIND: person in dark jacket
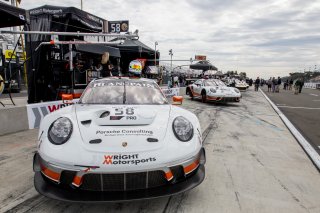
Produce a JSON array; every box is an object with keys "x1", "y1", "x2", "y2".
[
  {"x1": 254, "y1": 77, "x2": 260, "y2": 91},
  {"x1": 299, "y1": 78, "x2": 304, "y2": 93},
  {"x1": 249, "y1": 78, "x2": 253, "y2": 86},
  {"x1": 289, "y1": 79, "x2": 293, "y2": 90},
  {"x1": 294, "y1": 78, "x2": 301, "y2": 94},
  {"x1": 276, "y1": 77, "x2": 281, "y2": 92}
]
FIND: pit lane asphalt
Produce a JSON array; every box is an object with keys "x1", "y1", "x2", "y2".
[
  {"x1": 261, "y1": 86, "x2": 320, "y2": 155},
  {"x1": 1, "y1": 88, "x2": 320, "y2": 213}
]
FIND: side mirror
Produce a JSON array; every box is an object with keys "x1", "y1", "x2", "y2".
[
  {"x1": 62, "y1": 94, "x2": 73, "y2": 104},
  {"x1": 172, "y1": 96, "x2": 183, "y2": 105}
]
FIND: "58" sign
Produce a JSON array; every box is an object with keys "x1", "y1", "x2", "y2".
[{"x1": 108, "y1": 20, "x2": 129, "y2": 33}]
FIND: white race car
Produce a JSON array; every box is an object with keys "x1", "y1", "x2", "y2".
[
  {"x1": 33, "y1": 77, "x2": 205, "y2": 202},
  {"x1": 186, "y1": 79, "x2": 241, "y2": 103},
  {"x1": 235, "y1": 80, "x2": 249, "y2": 91}
]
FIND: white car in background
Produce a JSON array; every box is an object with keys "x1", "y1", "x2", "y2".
[
  {"x1": 33, "y1": 77, "x2": 205, "y2": 202},
  {"x1": 186, "y1": 79, "x2": 241, "y2": 103},
  {"x1": 235, "y1": 80, "x2": 249, "y2": 91}
]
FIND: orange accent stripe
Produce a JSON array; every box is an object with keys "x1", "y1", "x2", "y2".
[
  {"x1": 58, "y1": 92, "x2": 82, "y2": 98},
  {"x1": 184, "y1": 159, "x2": 200, "y2": 175},
  {"x1": 207, "y1": 96, "x2": 222, "y2": 101},
  {"x1": 165, "y1": 171, "x2": 174, "y2": 181},
  {"x1": 73, "y1": 93, "x2": 82, "y2": 98},
  {"x1": 41, "y1": 165, "x2": 60, "y2": 182},
  {"x1": 72, "y1": 176, "x2": 83, "y2": 187},
  {"x1": 206, "y1": 96, "x2": 217, "y2": 100}
]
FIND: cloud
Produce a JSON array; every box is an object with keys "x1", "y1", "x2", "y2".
[{"x1": 18, "y1": 0, "x2": 320, "y2": 78}]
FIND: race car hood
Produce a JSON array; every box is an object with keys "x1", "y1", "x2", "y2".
[
  {"x1": 75, "y1": 104, "x2": 171, "y2": 153},
  {"x1": 206, "y1": 85, "x2": 237, "y2": 93}
]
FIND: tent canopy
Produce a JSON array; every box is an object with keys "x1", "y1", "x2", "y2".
[
  {"x1": 28, "y1": 5, "x2": 105, "y2": 33},
  {"x1": 75, "y1": 44, "x2": 121, "y2": 57},
  {"x1": 0, "y1": 2, "x2": 28, "y2": 28},
  {"x1": 113, "y1": 39, "x2": 156, "y2": 54},
  {"x1": 190, "y1": 61, "x2": 218, "y2": 71}
]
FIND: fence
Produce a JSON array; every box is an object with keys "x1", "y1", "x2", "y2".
[{"x1": 304, "y1": 82, "x2": 320, "y2": 89}]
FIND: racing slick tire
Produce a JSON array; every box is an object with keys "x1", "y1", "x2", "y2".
[
  {"x1": 201, "y1": 90, "x2": 207, "y2": 103},
  {"x1": 188, "y1": 88, "x2": 194, "y2": 100},
  {"x1": 186, "y1": 87, "x2": 190, "y2": 95},
  {"x1": 190, "y1": 92, "x2": 194, "y2": 100}
]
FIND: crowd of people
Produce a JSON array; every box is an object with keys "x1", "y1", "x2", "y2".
[{"x1": 254, "y1": 76, "x2": 305, "y2": 94}]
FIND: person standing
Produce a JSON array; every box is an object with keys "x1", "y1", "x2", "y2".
[
  {"x1": 267, "y1": 78, "x2": 272, "y2": 92},
  {"x1": 272, "y1": 77, "x2": 276, "y2": 93},
  {"x1": 276, "y1": 77, "x2": 281, "y2": 93},
  {"x1": 284, "y1": 79, "x2": 289, "y2": 90},
  {"x1": 299, "y1": 78, "x2": 304, "y2": 93},
  {"x1": 254, "y1": 77, "x2": 260, "y2": 91},
  {"x1": 294, "y1": 78, "x2": 301, "y2": 94},
  {"x1": 289, "y1": 79, "x2": 293, "y2": 90},
  {"x1": 249, "y1": 78, "x2": 253, "y2": 86}
]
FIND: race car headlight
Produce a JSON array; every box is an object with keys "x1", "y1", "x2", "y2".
[
  {"x1": 210, "y1": 88, "x2": 216, "y2": 93},
  {"x1": 172, "y1": 116, "x2": 194, "y2": 142},
  {"x1": 48, "y1": 117, "x2": 73, "y2": 145},
  {"x1": 234, "y1": 88, "x2": 240, "y2": 93}
]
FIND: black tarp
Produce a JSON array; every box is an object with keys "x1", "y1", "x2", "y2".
[
  {"x1": 0, "y1": 2, "x2": 28, "y2": 28},
  {"x1": 110, "y1": 39, "x2": 159, "y2": 73},
  {"x1": 190, "y1": 61, "x2": 218, "y2": 71},
  {"x1": 75, "y1": 44, "x2": 120, "y2": 57},
  {"x1": 25, "y1": 5, "x2": 106, "y2": 103}
]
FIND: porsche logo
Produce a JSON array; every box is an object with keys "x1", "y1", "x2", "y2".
[{"x1": 122, "y1": 142, "x2": 128, "y2": 147}]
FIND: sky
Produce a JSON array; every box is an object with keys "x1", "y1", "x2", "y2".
[{"x1": 17, "y1": 0, "x2": 320, "y2": 78}]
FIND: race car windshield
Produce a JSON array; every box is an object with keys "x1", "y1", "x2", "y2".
[
  {"x1": 80, "y1": 80, "x2": 168, "y2": 105},
  {"x1": 204, "y1": 81, "x2": 218, "y2": 86},
  {"x1": 215, "y1": 80, "x2": 226, "y2": 86}
]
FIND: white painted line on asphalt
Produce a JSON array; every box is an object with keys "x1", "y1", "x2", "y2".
[
  {"x1": 310, "y1": 94, "x2": 319, "y2": 97},
  {"x1": 260, "y1": 88, "x2": 320, "y2": 170},
  {"x1": 313, "y1": 100, "x2": 320, "y2": 102},
  {"x1": 276, "y1": 104, "x2": 287, "y2": 106},
  {"x1": 277, "y1": 106, "x2": 320, "y2": 110}
]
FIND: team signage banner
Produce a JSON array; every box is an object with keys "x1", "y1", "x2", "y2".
[
  {"x1": 26, "y1": 99, "x2": 79, "y2": 129},
  {"x1": 195, "y1": 55, "x2": 207, "y2": 61},
  {"x1": 162, "y1": 88, "x2": 180, "y2": 98},
  {"x1": 26, "y1": 88, "x2": 180, "y2": 129}
]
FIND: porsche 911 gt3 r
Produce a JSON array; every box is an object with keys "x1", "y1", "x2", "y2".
[
  {"x1": 186, "y1": 79, "x2": 241, "y2": 103},
  {"x1": 235, "y1": 80, "x2": 249, "y2": 91},
  {"x1": 33, "y1": 77, "x2": 205, "y2": 202}
]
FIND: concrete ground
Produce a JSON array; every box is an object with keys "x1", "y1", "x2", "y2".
[
  {"x1": 1, "y1": 88, "x2": 320, "y2": 213},
  {"x1": 261, "y1": 86, "x2": 320, "y2": 154}
]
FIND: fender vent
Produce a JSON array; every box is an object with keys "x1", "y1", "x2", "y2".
[
  {"x1": 147, "y1": 138, "x2": 159, "y2": 142},
  {"x1": 81, "y1": 120, "x2": 92, "y2": 126},
  {"x1": 100, "y1": 111, "x2": 110, "y2": 118},
  {"x1": 89, "y1": 139, "x2": 102, "y2": 144}
]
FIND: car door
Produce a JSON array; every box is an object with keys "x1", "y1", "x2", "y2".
[{"x1": 192, "y1": 80, "x2": 203, "y2": 96}]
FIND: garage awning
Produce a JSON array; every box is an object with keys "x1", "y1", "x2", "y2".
[
  {"x1": 0, "y1": 2, "x2": 28, "y2": 28},
  {"x1": 75, "y1": 44, "x2": 121, "y2": 58}
]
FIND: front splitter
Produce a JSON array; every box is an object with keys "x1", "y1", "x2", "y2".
[{"x1": 34, "y1": 165, "x2": 205, "y2": 203}]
